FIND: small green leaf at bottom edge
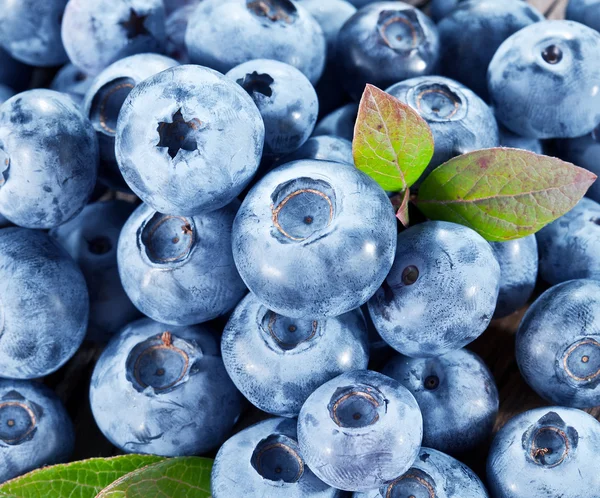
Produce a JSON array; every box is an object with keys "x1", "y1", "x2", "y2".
[
  {"x1": 0, "y1": 455, "x2": 165, "y2": 498},
  {"x1": 416, "y1": 147, "x2": 597, "y2": 241},
  {"x1": 95, "y1": 457, "x2": 213, "y2": 498}
]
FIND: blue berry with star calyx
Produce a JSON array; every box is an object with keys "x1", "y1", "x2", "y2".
[
  {"x1": 62, "y1": 0, "x2": 166, "y2": 76},
  {"x1": 116, "y1": 64, "x2": 264, "y2": 216}
]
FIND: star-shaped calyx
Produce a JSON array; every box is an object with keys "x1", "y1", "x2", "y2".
[
  {"x1": 156, "y1": 109, "x2": 203, "y2": 159},
  {"x1": 119, "y1": 9, "x2": 150, "y2": 39}
]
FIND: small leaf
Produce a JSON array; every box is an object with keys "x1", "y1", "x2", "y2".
[
  {"x1": 352, "y1": 84, "x2": 434, "y2": 192},
  {"x1": 417, "y1": 148, "x2": 597, "y2": 241},
  {"x1": 95, "y1": 457, "x2": 212, "y2": 498},
  {"x1": 0, "y1": 455, "x2": 165, "y2": 498}
]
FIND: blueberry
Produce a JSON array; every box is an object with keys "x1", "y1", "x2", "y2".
[
  {"x1": 337, "y1": 2, "x2": 439, "y2": 100},
  {"x1": 83, "y1": 53, "x2": 178, "y2": 192},
  {"x1": 185, "y1": 0, "x2": 326, "y2": 84},
  {"x1": 0, "y1": 0, "x2": 68, "y2": 66},
  {"x1": 557, "y1": 124, "x2": 600, "y2": 204},
  {"x1": 430, "y1": 0, "x2": 470, "y2": 22},
  {"x1": 297, "y1": 370, "x2": 422, "y2": 491},
  {"x1": 50, "y1": 200, "x2": 140, "y2": 343},
  {"x1": 90, "y1": 318, "x2": 243, "y2": 456},
  {"x1": 567, "y1": 0, "x2": 600, "y2": 33},
  {"x1": 62, "y1": 0, "x2": 166, "y2": 76},
  {"x1": 537, "y1": 198, "x2": 600, "y2": 284},
  {"x1": 227, "y1": 59, "x2": 318, "y2": 157},
  {"x1": 0, "y1": 90, "x2": 98, "y2": 229},
  {"x1": 233, "y1": 160, "x2": 397, "y2": 319},
  {"x1": 115, "y1": 64, "x2": 264, "y2": 215},
  {"x1": 353, "y1": 447, "x2": 489, "y2": 498},
  {"x1": 386, "y1": 76, "x2": 498, "y2": 179},
  {"x1": 438, "y1": 0, "x2": 543, "y2": 101},
  {"x1": 165, "y1": 5, "x2": 197, "y2": 63},
  {"x1": 487, "y1": 407, "x2": 600, "y2": 498},
  {"x1": 498, "y1": 124, "x2": 543, "y2": 154},
  {"x1": 278, "y1": 136, "x2": 354, "y2": 166},
  {"x1": 488, "y1": 20, "x2": 600, "y2": 138},
  {"x1": 369, "y1": 221, "x2": 500, "y2": 357},
  {"x1": 50, "y1": 64, "x2": 93, "y2": 106},
  {"x1": 0, "y1": 380, "x2": 74, "y2": 483},
  {"x1": 297, "y1": 0, "x2": 357, "y2": 60},
  {"x1": 490, "y1": 235, "x2": 538, "y2": 318},
  {"x1": 118, "y1": 201, "x2": 246, "y2": 326},
  {"x1": 222, "y1": 293, "x2": 369, "y2": 417},
  {"x1": 312, "y1": 103, "x2": 358, "y2": 141},
  {"x1": 0, "y1": 228, "x2": 88, "y2": 379},
  {"x1": 516, "y1": 279, "x2": 600, "y2": 408},
  {"x1": 0, "y1": 213, "x2": 9, "y2": 228},
  {"x1": 383, "y1": 348, "x2": 499, "y2": 455},
  {"x1": 212, "y1": 417, "x2": 342, "y2": 497}
]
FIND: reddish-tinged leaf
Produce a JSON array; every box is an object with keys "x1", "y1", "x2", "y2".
[
  {"x1": 352, "y1": 84, "x2": 434, "y2": 192},
  {"x1": 417, "y1": 148, "x2": 597, "y2": 241},
  {"x1": 390, "y1": 189, "x2": 411, "y2": 227}
]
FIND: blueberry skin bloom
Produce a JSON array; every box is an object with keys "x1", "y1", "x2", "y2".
[
  {"x1": 116, "y1": 64, "x2": 264, "y2": 216},
  {"x1": 185, "y1": 0, "x2": 326, "y2": 84},
  {"x1": 0, "y1": 90, "x2": 98, "y2": 229},
  {"x1": 233, "y1": 160, "x2": 397, "y2": 319},
  {"x1": 488, "y1": 21, "x2": 600, "y2": 139},
  {"x1": 222, "y1": 293, "x2": 369, "y2": 417},
  {"x1": 0, "y1": 0, "x2": 68, "y2": 66},
  {"x1": 498, "y1": 124, "x2": 543, "y2": 154},
  {"x1": 353, "y1": 447, "x2": 489, "y2": 498},
  {"x1": 369, "y1": 221, "x2": 500, "y2": 358},
  {"x1": 0, "y1": 380, "x2": 74, "y2": 483},
  {"x1": 490, "y1": 235, "x2": 538, "y2": 318},
  {"x1": 297, "y1": 370, "x2": 422, "y2": 491},
  {"x1": 212, "y1": 418, "x2": 342, "y2": 497},
  {"x1": 337, "y1": 2, "x2": 439, "y2": 100},
  {"x1": 118, "y1": 202, "x2": 246, "y2": 326},
  {"x1": 487, "y1": 407, "x2": 600, "y2": 498},
  {"x1": 516, "y1": 280, "x2": 600, "y2": 408},
  {"x1": 383, "y1": 349, "x2": 499, "y2": 455},
  {"x1": 279, "y1": 136, "x2": 354, "y2": 166},
  {"x1": 386, "y1": 76, "x2": 498, "y2": 177},
  {"x1": 62, "y1": 0, "x2": 166, "y2": 76},
  {"x1": 83, "y1": 54, "x2": 178, "y2": 192},
  {"x1": 557, "y1": 125, "x2": 600, "y2": 204},
  {"x1": 438, "y1": 0, "x2": 543, "y2": 101},
  {"x1": 537, "y1": 198, "x2": 600, "y2": 284},
  {"x1": 0, "y1": 228, "x2": 89, "y2": 379},
  {"x1": 227, "y1": 59, "x2": 318, "y2": 157},
  {"x1": 90, "y1": 318, "x2": 243, "y2": 456},
  {"x1": 312, "y1": 103, "x2": 358, "y2": 141},
  {"x1": 50, "y1": 201, "x2": 140, "y2": 343},
  {"x1": 567, "y1": 0, "x2": 600, "y2": 33}
]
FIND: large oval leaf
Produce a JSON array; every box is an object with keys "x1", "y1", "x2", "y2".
[
  {"x1": 417, "y1": 148, "x2": 597, "y2": 241},
  {"x1": 0, "y1": 455, "x2": 165, "y2": 498},
  {"x1": 352, "y1": 84, "x2": 434, "y2": 192},
  {"x1": 95, "y1": 457, "x2": 212, "y2": 498}
]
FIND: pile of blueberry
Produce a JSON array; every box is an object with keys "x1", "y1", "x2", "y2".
[{"x1": 0, "y1": 0, "x2": 599, "y2": 496}]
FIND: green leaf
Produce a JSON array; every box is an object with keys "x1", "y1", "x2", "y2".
[
  {"x1": 416, "y1": 148, "x2": 597, "y2": 241},
  {"x1": 352, "y1": 84, "x2": 434, "y2": 192},
  {"x1": 0, "y1": 455, "x2": 165, "y2": 498},
  {"x1": 95, "y1": 457, "x2": 212, "y2": 498}
]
